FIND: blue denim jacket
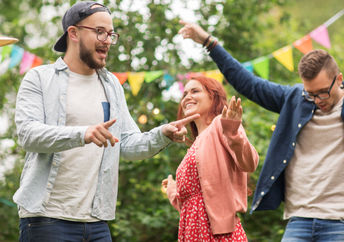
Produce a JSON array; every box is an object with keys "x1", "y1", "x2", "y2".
[
  {"x1": 210, "y1": 45, "x2": 344, "y2": 213},
  {"x1": 13, "y1": 57, "x2": 171, "y2": 220}
]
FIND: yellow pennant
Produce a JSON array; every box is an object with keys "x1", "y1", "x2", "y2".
[
  {"x1": 204, "y1": 70, "x2": 224, "y2": 83},
  {"x1": 128, "y1": 72, "x2": 145, "y2": 96},
  {"x1": 272, "y1": 45, "x2": 294, "y2": 72}
]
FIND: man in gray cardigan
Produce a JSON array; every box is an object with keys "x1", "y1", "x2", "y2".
[{"x1": 14, "y1": 2, "x2": 198, "y2": 241}]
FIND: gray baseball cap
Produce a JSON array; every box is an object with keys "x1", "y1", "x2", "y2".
[{"x1": 54, "y1": 1, "x2": 111, "y2": 52}]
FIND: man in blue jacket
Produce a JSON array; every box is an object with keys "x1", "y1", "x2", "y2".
[{"x1": 178, "y1": 21, "x2": 344, "y2": 241}]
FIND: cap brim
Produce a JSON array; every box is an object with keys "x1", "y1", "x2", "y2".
[
  {"x1": 0, "y1": 36, "x2": 19, "y2": 47},
  {"x1": 53, "y1": 32, "x2": 68, "y2": 52}
]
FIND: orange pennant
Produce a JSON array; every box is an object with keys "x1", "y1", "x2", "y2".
[
  {"x1": 31, "y1": 56, "x2": 43, "y2": 68},
  {"x1": 293, "y1": 35, "x2": 313, "y2": 54},
  {"x1": 113, "y1": 72, "x2": 128, "y2": 85}
]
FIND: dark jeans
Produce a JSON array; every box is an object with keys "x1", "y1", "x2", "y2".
[
  {"x1": 281, "y1": 217, "x2": 344, "y2": 242},
  {"x1": 19, "y1": 217, "x2": 112, "y2": 242}
]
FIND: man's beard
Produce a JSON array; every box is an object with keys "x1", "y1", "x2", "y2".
[{"x1": 79, "y1": 40, "x2": 106, "y2": 70}]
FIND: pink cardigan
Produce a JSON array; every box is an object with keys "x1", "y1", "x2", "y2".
[{"x1": 167, "y1": 115, "x2": 259, "y2": 235}]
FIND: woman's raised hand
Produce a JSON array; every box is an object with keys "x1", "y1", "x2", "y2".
[{"x1": 222, "y1": 96, "x2": 243, "y2": 121}]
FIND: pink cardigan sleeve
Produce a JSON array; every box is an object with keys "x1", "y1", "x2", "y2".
[{"x1": 219, "y1": 116, "x2": 259, "y2": 172}]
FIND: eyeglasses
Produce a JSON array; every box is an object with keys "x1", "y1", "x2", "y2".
[
  {"x1": 303, "y1": 75, "x2": 337, "y2": 102},
  {"x1": 75, "y1": 25, "x2": 120, "y2": 45}
]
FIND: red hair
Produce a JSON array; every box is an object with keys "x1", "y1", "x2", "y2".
[{"x1": 177, "y1": 76, "x2": 227, "y2": 139}]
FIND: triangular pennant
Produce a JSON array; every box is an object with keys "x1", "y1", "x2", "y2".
[
  {"x1": 113, "y1": 72, "x2": 128, "y2": 85},
  {"x1": 204, "y1": 70, "x2": 224, "y2": 83},
  {"x1": 19, "y1": 51, "x2": 35, "y2": 74},
  {"x1": 252, "y1": 56, "x2": 269, "y2": 79},
  {"x1": 128, "y1": 72, "x2": 145, "y2": 96},
  {"x1": 144, "y1": 70, "x2": 163, "y2": 83},
  {"x1": 177, "y1": 73, "x2": 187, "y2": 81},
  {"x1": 163, "y1": 73, "x2": 174, "y2": 88},
  {"x1": 310, "y1": 24, "x2": 331, "y2": 49},
  {"x1": 1, "y1": 45, "x2": 13, "y2": 61},
  {"x1": 293, "y1": 35, "x2": 313, "y2": 54},
  {"x1": 31, "y1": 56, "x2": 43, "y2": 68},
  {"x1": 177, "y1": 81, "x2": 184, "y2": 94},
  {"x1": 9, "y1": 45, "x2": 24, "y2": 68},
  {"x1": 272, "y1": 45, "x2": 294, "y2": 72},
  {"x1": 242, "y1": 62, "x2": 253, "y2": 72}
]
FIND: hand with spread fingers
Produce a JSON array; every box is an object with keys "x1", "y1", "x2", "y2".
[
  {"x1": 222, "y1": 96, "x2": 243, "y2": 121},
  {"x1": 162, "y1": 113, "x2": 200, "y2": 143}
]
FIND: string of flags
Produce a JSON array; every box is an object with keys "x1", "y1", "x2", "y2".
[{"x1": 0, "y1": 9, "x2": 343, "y2": 99}]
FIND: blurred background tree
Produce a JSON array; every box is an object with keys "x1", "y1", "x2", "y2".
[{"x1": 0, "y1": 0, "x2": 343, "y2": 241}]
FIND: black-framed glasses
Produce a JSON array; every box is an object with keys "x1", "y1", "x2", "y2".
[
  {"x1": 75, "y1": 25, "x2": 120, "y2": 45},
  {"x1": 303, "y1": 75, "x2": 337, "y2": 102}
]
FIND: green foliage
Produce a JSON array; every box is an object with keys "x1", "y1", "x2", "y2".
[
  {"x1": 0, "y1": 0, "x2": 343, "y2": 241},
  {"x1": 0, "y1": 160, "x2": 23, "y2": 242}
]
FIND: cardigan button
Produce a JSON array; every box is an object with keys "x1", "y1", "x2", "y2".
[
  {"x1": 298, "y1": 123, "x2": 301, "y2": 128},
  {"x1": 271, "y1": 176, "x2": 275, "y2": 180},
  {"x1": 292, "y1": 142, "x2": 295, "y2": 147},
  {"x1": 283, "y1": 160, "x2": 287, "y2": 164},
  {"x1": 260, "y1": 191, "x2": 265, "y2": 196}
]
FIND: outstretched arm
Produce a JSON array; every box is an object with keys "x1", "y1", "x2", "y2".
[
  {"x1": 162, "y1": 113, "x2": 200, "y2": 142},
  {"x1": 178, "y1": 20, "x2": 290, "y2": 113}
]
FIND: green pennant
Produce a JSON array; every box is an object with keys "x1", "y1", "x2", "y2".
[
  {"x1": 144, "y1": 70, "x2": 163, "y2": 83},
  {"x1": 252, "y1": 56, "x2": 270, "y2": 80},
  {"x1": 1, "y1": 45, "x2": 13, "y2": 60}
]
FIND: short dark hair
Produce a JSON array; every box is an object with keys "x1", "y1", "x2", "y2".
[{"x1": 298, "y1": 49, "x2": 339, "y2": 80}]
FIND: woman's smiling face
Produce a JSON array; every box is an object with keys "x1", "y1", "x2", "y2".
[{"x1": 181, "y1": 79, "x2": 213, "y2": 118}]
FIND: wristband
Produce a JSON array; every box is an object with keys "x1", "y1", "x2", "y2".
[{"x1": 202, "y1": 35, "x2": 211, "y2": 47}]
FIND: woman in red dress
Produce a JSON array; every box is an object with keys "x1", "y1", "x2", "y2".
[{"x1": 162, "y1": 76, "x2": 259, "y2": 241}]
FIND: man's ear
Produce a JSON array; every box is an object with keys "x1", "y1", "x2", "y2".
[{"x1": 67, "y1": 26, "x2": 79, "y2": 43}]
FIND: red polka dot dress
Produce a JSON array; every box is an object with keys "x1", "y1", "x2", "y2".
[{"x1": 176, "y1": 144, "x2": 248, "y2": 242}]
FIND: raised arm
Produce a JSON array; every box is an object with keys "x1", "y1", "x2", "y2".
[
  {"x1": 220, "y1": 96, "x2": 259, "y2": 172},
  {"x1": 178, "y1": 20, "x2": 291, "y2": 114}
]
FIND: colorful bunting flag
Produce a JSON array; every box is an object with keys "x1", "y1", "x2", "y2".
[
  {"x1": 1, "y1": 45, "x2": 12, "y2": 61},
  {"x1": 19, "y1": 51, "x2": 35, "y2": 75},
  {"x1": 0, "y1": 9, "x2": 342, "y2": 102},
  {"x1": 31, "y1": 56, "x2": 43, "y2": 68},
  {"x1": 128, "y1": 72, "x2": 145, "y2": 96},
  {"x1": 310, "y1": 24, "x2": 331, "y2": 49},
  {"x1": 144, "y1": 70, "x2": 163, "y2": 83},
  {"x1": 113, "y1": 72, "x2": 128, "y2": 84},
  {"x1": 204, "y1": 70, "x2": 224, "y2": 83},
  {"x1": 178, "y1": 81, "x2": 184, "y2": 94},
  {"x1": 272, "y1": 45, "x2": 294, "y2": 72},
  {"x1": 177, "y1": 73, "x2": 187, "y2": 81},
  {"x1": 9, "y1": 45, "x2": 24, "y2": 68},
  {"x1": 293, "y1": 35, "x2": 313, "y2": 54},
  {"x1": 252, "y1": 56, "x2": 269, "y2": 80},
  {"x1": 242, "y1": 62, "x2": 254, "y2": 73},
  {"x1": 163, "y1": 73, "x2": 174, "y2": 88}
]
